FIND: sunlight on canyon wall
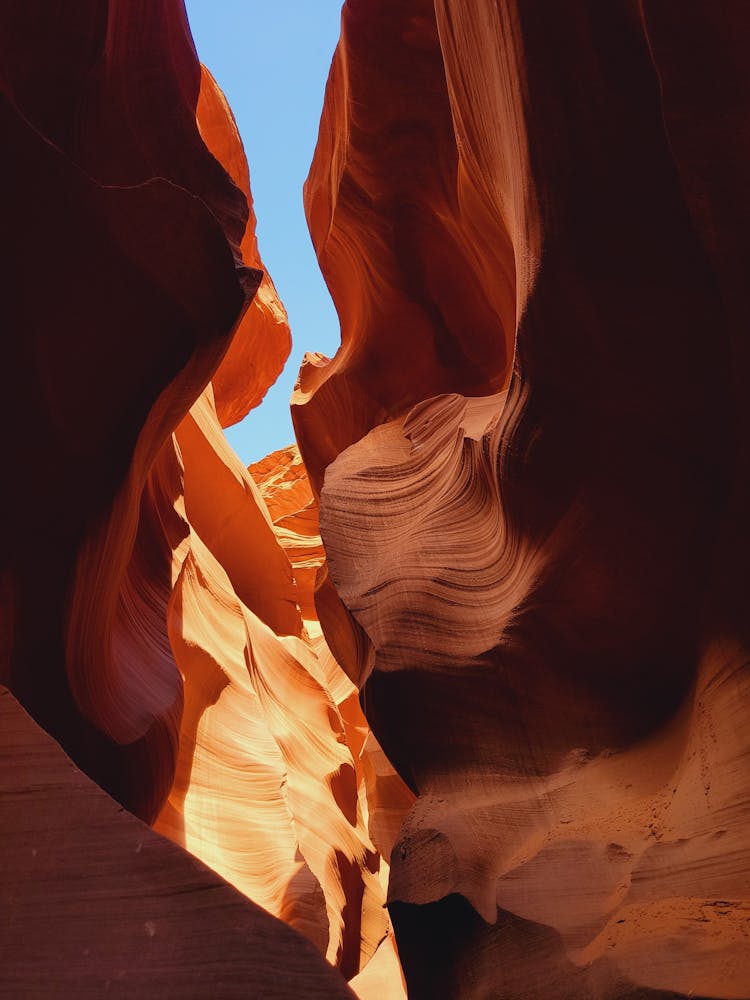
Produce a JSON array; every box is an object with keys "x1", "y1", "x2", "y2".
[{"x1": 2, "y1": 1, "x2": 750, "y2": 998}]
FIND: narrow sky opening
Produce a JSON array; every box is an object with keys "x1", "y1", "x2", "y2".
[{"x1": 184, "y1": 1, "x2": 343, "y2": 464}]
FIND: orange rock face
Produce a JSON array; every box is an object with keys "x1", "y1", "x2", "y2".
[
  {"x1": 197, "y1": 67, "x2": 292, "y2": 428},
  {"x1": 249, "y1": 445, "x2": 413, "y2": 993},
  {"x1": 1, "y1": 3, "x2": 400, "y2": 994},
  {"x1": 1, "y1": 0, "x2": 258, "y2": 819},
  {"x1": 0, "y1": 687, "x2": 356, "y2": 998},
  {"x1": 296, "y1": 2, "x2": 750, "y2": 998},
  {"x1": 4, "y1": 1, "x2": 750, "y2": 998},
  {"x1": 153, "y1": 395, "x2": 390, "y2": 979}
]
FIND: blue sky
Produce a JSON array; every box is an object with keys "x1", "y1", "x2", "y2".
[{"x1": 184, "y1": 1, "x2": 343, "y2": 463}]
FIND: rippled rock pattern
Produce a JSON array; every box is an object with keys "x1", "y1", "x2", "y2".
[
  {"x1": 4, "y1": 0, "x2": 750, "y2": 998},
  {"x1": 297, "y1": 2, "x2": 750, "y2": 998},
  {"x1": 0, "y1": 687, "x2": 356, "y2": 999},
  {"x1": 1, "y1": 2, "x2": 399, "y2": 994}
]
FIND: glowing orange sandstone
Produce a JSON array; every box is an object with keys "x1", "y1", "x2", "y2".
[
  {"x1": 1, "y1": 4, "x2": 402, "y2": 992},
  {"x1": 197, "y1": 67, "x2": 292, "y2": 428},
  {"x1": 296, "y1": 3, "x2": 750, "y2": 998},
  {"x1": 5, "y1": 1, "x2": 749, "y2": 997}
]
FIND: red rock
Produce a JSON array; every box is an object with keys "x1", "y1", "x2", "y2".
[
  {"x1": 156, "y1": 400, "x2": 390, "y2": 978},
  {"x1": 250, "y1": 445, "x2": 322, "y2": 620},
  {"x1": 1, "y1": 4, "x2": 398, "y2": 991},
  {"x1": 292, "y1": 0, "x2": 518, "y2": 494},
  {"x1": 249, "y1": 445, "x2": 414, "y2": 991},
  {"x1": 198, "y1": 67, "x2": 292, "y2": 427},
  {"x1": 0, "y1": 686, "x2": 355, "y2": 998},
  {"x1": 1, "y1": 0, "x2": 258, "y2": 819},
  {"x1": 298, "y1": 2, "x2": 750, "y2": 998},
  {"x1": 5, "y1": 0, "x2": 749, "y2": 997}
]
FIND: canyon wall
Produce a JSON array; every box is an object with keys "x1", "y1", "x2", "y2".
[
  {"x1": 0, "y1": 686, "x2": 355, "y2": 998},
  {"x1": 296, "y1": 2, "x2": 750, "y2": 998},
  {"x1": 1, "y1": 2, "x2": 402, "y2": 994},
  {"x1": 3, "y1": 1, "x2": 749, "y2": 998}
]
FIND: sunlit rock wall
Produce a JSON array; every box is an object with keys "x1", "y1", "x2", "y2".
[
  {"x1": 0, "y1": 686, "x2": 356, "y2": 998},
  {"x1": 1, "y1": 2, "x2": 402, "y2": 993},
  {"x1": 4, "y1": 0, "x2": 749, "y2": 997},
  {"x1": 1, "y1": 0, "x2": 258, "y2": 818},
  {"x1": 296, "y1": 2, "x2": 750, "y2": 999}
]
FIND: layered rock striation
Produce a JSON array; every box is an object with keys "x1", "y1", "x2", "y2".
[
  {"x1": 296, "y1": 2, "x2": 750, "y2": 998},
  {"x1": 1, "y1": 3, "x2": 401, "y2": 994},
  {"x1": 0, "y1": 686, "x2": 356, "y2": 998},
  {"x1": 1, "y1": 0, "x2": 258, "y2": 819},
  {"x1": 3, "y1": 1, "x2": 750, "y2": 998}
]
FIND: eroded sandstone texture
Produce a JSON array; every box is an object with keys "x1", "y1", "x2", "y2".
[
  {"x1": 295, "y1": 2, "x2": 750, "y2": 999},
  {"x1": 0, "y1": 687, "x2": 355, "y2": 998},
  {"x1": 1, "y1": 2, "x2": 400, "y2": 995},
  {"x1": 3, "y1": 0, "x2": 749, "y2": 998}
]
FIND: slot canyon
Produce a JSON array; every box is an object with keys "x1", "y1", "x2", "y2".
[{"x1": 2, "y1": 2, "x2": 750, "y2": 998}]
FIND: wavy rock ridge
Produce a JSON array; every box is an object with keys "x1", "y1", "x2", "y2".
[
  {"x1": 0, "y1": 686, "x2": 354, "y2": 998},
  {"x1": 296, "y1": 2, "x2": 750, "y2": 999},
  {"x1": 3, "y1": 1, "x2": 750, "y2": 999},
  {"x1": 1, "y1": 3, "x2": 403, "y2": 995}
]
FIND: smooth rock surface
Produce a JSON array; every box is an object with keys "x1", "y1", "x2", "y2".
[
  {"x1": 298, "y1": 2, "x2": 750, "y2": 997},
  {"x1": 0, "y1": 686, "x2": 355, "y2": 998}
]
